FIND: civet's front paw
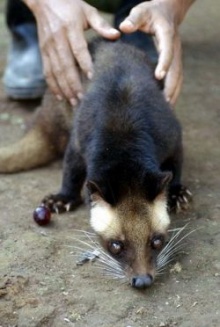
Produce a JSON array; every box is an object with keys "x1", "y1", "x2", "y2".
[
  {"x1": 41, "y1": 193, "x2": 82, "y2": 214},
  {"x1": 168, "y1": 185, "x2": 192, "y2": 213}
]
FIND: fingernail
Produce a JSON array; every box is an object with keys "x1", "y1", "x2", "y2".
[
  {"x1": 77, "y1": 92, "x2": 84, "y2": 100},
  {"x1": 87, "y1": 71, "x2": 93, "y2": 80},
  {"x1": 56, "y1": 95, "x2": 63, "y2": 101},
  {"x1": 109, "y1": 28, "x2": 119, "y2": 35},
  {"x1": 70, "y1": 98, "x2": 78, "y2": 106},
  {"x1": 159, "y1": 70, "x2": 166, "y2": 79},
  {"x1": 123, "y1": 20, "x2": 134, "y2": 28}
]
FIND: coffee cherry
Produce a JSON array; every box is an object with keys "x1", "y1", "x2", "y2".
[{"x1": 33, "y1": 205, "x2": 51, "y2": 226}]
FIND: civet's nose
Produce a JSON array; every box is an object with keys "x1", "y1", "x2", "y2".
[{"x1": 131, "y1": 274, "x2": 153, "y2": 289}]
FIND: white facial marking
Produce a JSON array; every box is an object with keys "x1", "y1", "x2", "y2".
[
  {"x1": 90, "y1": 200, "x2": 121, "y2": 238},
  {"x1": 151, "y1": 198, "x2": 170, "y2": 231}
]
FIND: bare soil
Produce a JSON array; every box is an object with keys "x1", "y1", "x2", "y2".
[{"x1": 0, "y1": 1, "x2": 219, "y2": 326}]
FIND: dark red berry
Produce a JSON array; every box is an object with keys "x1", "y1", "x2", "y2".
[{"x1": 33, "y1": 206, "x2": 51, "y2": 226}]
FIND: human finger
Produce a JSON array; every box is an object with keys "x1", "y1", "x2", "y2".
[
  {"x1": 170, "y1": 72, "x2": 183, "y2": 106},
  {"x1": 119, "y1": 4, "x2": 175, "y2": 81},
  {"x1": 119, "y1": 5, "x2": 148, "y2": 33},
  {"x1": 163, "y1": 35, "x2": 182, "y2": 105},
  {"x1": 42, "y1": 51, "x2": 63, "y2": 100},
  {"x1": 85, "y1": 5, "x2": 120, "y2": 39},
  {"x1": 67, "y1": 27, "x2": 93, "y2": 80},
  {"x1": 49, "y1": 49, "x2": 78, "y2": 105},
  {"x1": 52, "y1": 31, "x2": 83, "y2": 103},
  {"x1": 154, "y1": 21, "x2": 175, "y2": 80}
]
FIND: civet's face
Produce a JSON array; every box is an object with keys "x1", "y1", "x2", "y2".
[{"x1": 90, "y1": 191, "x2": 170, "y2": 289}]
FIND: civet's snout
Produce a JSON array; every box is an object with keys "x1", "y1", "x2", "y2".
[{"x1": 131, "y1": 274, "x2": 154, "y2": 289}]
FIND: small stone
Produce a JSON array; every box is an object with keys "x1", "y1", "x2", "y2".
[
  {"x1": 136, "y1": 307, "x2": 145, "y2": 314},
  {"x1": 170, "y1": 262, "x2": 182, "y2": 274},
  {"x1": 191, "y1": 302, "x2": 198, "y2": 307},
  {"x1": 69, "y1": 312, "x2": 81, "y2": 322},
  {"x1": 76, "y1": 250, "x2": 100, "y2": 265}
]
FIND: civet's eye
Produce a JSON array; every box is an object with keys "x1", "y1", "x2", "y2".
[
  {"x1": 108, "y1": 240, "x2": 124, "y2": 255},
  {"x1": 151, "y1": 235, "x2": 165, "y2": 251}
]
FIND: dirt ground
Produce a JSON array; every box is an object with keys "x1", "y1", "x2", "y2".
[{"x1": 0, "y1": 1, "x2": 220, "y2": 326}]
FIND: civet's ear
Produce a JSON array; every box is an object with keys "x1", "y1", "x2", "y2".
[
  {"x1": 86, "y1": 179, "x2": 116, "y2": 205},
  {"x1": 144, "y1": 171, "x2": 173, "y2": 201},
  {"x1": 86, "y1": 180, "x2": 104, "y2": 198}
]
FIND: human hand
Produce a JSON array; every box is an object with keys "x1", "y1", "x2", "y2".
[
  {"x1": 25, "y1": 0, "x2": 120, "y2": 105},
  {"x1": 119, "y1": 0, "x2": 184, "y2": 106}
]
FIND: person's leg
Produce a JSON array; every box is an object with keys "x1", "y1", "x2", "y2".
[
  {"x1": 3, "y1": 0, "x2": 46, "y2": 100},
  {"x1": 6, "y1": 0, "x2": 36, "y2": 29},
  {"x1": 114, "y1": 0, "x2": 158, "y2": 66}
]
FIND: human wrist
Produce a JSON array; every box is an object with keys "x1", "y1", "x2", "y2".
[
  {"x1": 155, "y1": 0, "x2": 195, "y2": 25},
  {"x1": 22, "y1": 0, "x2": 41, "y2": 12}
]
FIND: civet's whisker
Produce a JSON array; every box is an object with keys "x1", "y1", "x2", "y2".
[
  {"x1": 68, "y1": 224, "x2": 195, "y2": 283},
  {"x1": 69, "y1": 230, "x2": 127, "y2": 281},
  {"x1": 156, "y1": 224, "x2": 196, "y2": 277}
]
